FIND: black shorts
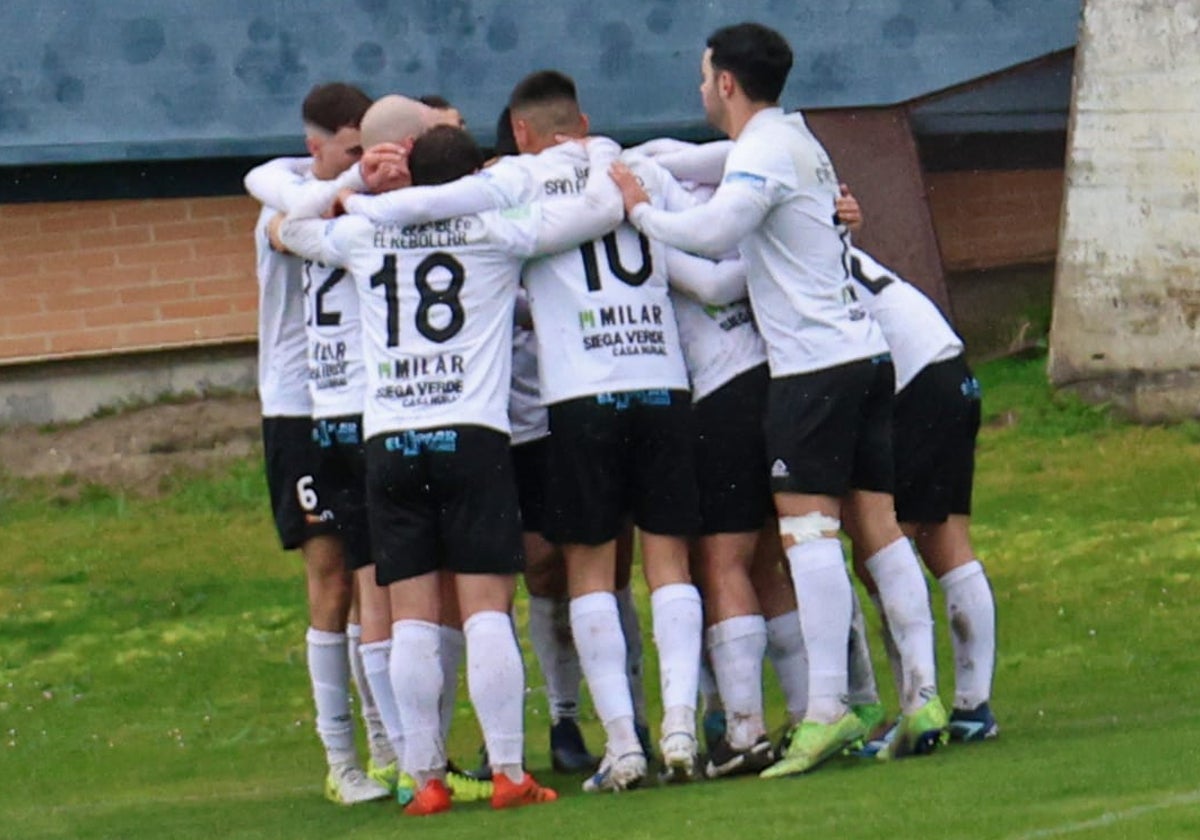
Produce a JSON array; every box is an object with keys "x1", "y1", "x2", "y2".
[
  {"x1": 765, "y1": 356, "x2": 896, "y2": 498},
  {"x1": 544, "y1": 388, "x2": 700, "y2": 545},
  {"x1": 694, "y1": 365, "x2": 773, "y2": 535},
  {"x1": 511, "y1": 436, "x2": 549, "y2": 536},
  {"x1": 314, "y1": 415, "x2": 371, "y2": 571},
  {"x1": 366, "y1": 426, "x2": 524, "y2": 586},
  {"x1": 893, "y1": 355, "x2": 981, "y2": 523},
  {"x1": 262, "y1": 416, "x2": 337, "y2": 550}
]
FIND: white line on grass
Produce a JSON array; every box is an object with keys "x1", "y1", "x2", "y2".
[{"x1": 1008, "y1": 789, "x2": 1200, "y2": 839}]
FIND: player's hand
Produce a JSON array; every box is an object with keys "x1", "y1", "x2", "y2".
[
  {"x1": 836, "y1": 183, "x2": 863, "y2": 232},
  {"x1": 361, "y1": 142, "x2": 409, "y2": 193},
  {"x1": 609, "y1": 162, "x2": 650, "y2": 215},
  {"x1": 266, "y1": 213, "x2": 288, "y2": 253},
  {"x1": 328, "y1": 187, "x2": 359, "y2": 218}
]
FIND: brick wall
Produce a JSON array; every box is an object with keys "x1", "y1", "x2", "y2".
[
  {"x1": 0, "y1": 196, "x2": 260, "y2": 364},
  {"x1": 925, "y1": 169, "x2": 1064, "y2": 271}
]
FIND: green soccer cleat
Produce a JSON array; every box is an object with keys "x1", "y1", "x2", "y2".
[
  {"x1": 447, "y1": 769, "x2": 494, "y2": 802},
  {"x1": 876, "y1": 696, "x2": 950, "y2": 761},
  {"x1": 759, "y1": 713, "x2": 866, "y2": 779},
  {"x1": 367, "y1": 759, "x2": 399, "y2": 792},
  {"x1": 851, "y1": 702, "x2": 887, "y2": 735},
  {"x1": 395, "y1": 771, "x2": 417, "y2": 806},
  {"x1": 324, "y1": 762, "x2": 391, "y2": 805}
]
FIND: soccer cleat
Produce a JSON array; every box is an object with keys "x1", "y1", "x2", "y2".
[
  {"x1": 491, "y1": 772, "x2": 559, "y2": 810},
  {"x1": 701, "y1": 710, "x2": 727, "y2": 755},
  {"x1": 658, "y1": 731, "x2": 698, "y2": 783},
  {"x1": 949, "y1": 702, "x2": 999, "y2": 742},
  {"x1": 853, "y1": 719, "x2": 898, "y2": 758},
  {"x1": 704, "y1": 735, "x2": 775, "y2": 779},
  {"x1": 550, "y1": 718, "x2": 600, "y2": 773},
  {"x1": 366, "y1": 758, "x2": 399, "y2": 792},
  {"x1": 877, "y1": 696, "x2": 950, "y2": 761},
  {"x1": 759, "y1": 713, "x2": 866, "y2": 779},
  {"x1": 851, "y1": 702, "x2": 887, "y2": 736},
  {"x1": 447, "y1": 769, "x2": 494, "y2": 802},
  {"x1": 404, "y1": 778, "x2": 452, "y2": 816},
  {"x1": 582, "y1": 750, "x2": 647, "y2": 793},
  {"x1": 324, "y1": 762, "x2": 391, "y2": 805}
]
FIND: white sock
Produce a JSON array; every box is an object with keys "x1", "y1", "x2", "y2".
[
  {"x1": 347, "y1": 624, "x2": 391, "y2": 766},
  {"x1": 866, "y1": 538, "x2": 938, "y2": 713},
  {"x1": 389, "y1": 620, "x2": 444, "y2": 783},
  {"x1": 359, "y1": 639, "x2": 403, "y2": 768},
  {"x1": 698, "y1": 653, "x2": 722, "y2": 713},
  {"x1": 706, "y1": 615, "x2": 767, "y2": 749},
  {"x1": 528, "y1": 595, "x2": 582, "y2": 723},
  {"x1": 939, "y1": 560, "x2": 996, "y2": 710},
  {"x1": 785, "y1": 538, "x2": 852, "y2": 724},
  {"x1": 847, "y1": 589, "x2": 881, "y2": 706},
  {"x1": 306, "y1": 627, "x2": 355, "y2": 766},
  {"x1": 765, "y1": 611, "x2": 808, "y2": 723},
  {"x1": 464, "y1": 611, "x2": 526, "y2": 783},
  {"x1": 570, "y1": 592, "x2": 640, "y2": 755},
  {"x1": 437, "y1": 625, "x2": 465, "y2": 749},
  {"x1": 651, "y1": 583, "x2": 703, "y2": 737},
  {"x1": 869, "y1": 592, "x2": 905, "y2": 699},
  {"x1": 615, "y1": 585, "x2": 649, "y2": 725}
]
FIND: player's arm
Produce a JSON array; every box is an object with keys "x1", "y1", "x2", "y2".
[
  {"x1": 277, "y1": 216, "x2": 351, "y2": 267},
  {"x1": 245, "y1": 157, "x2": 365, "y2": 217},
  {"x1": 243, "y1": 157, "x2": 310, "y2": 209},
  {"x1": 527, "y1": 140, "x2": 624, "y2": 255},
  {"x1": 648, "y1": 140, "x2": 733, "y2": 187},
  {"x1": 666, "y1": 248, "x2": 748, "y2": 306},
  {"x1": 343, "y1": 166, "x2": 513, "y2": 223}
]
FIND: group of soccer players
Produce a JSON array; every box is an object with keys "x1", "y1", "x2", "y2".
[{"x1": 246, "y1": 21, "x2": 999, "y2": 817}]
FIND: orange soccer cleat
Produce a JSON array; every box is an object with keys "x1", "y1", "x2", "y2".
[
  {"x1": 403, "y1": 778, "x2": 452, "y2": 816},
  {"x1": 490, "y1": 772, "x2": 559, "y2": 810}
]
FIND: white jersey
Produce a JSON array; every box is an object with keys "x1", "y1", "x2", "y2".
[
  {"x1": 631, "y1": 108, "x2": 888, "y2": 377},
  {"x1": 849, "y1": 247, "x2": 963, "y2": 392},
  {"x1": 509, "y1": 322, "x2": 549, "y2": 444},
  {"x1": 253, "y1": 204, "x2": 312, "y2": 417},
  {"x1": 497, "y1": 146, "x2": 691, "y2": 404}
]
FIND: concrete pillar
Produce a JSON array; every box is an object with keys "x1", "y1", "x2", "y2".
[{"x1": 1049, "y1": 1, "x2": 1200, "y2": 421}]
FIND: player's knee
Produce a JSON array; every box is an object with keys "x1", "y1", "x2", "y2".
[{"x1": 778, "y1": 512, "x2": 840, "y2": 546}]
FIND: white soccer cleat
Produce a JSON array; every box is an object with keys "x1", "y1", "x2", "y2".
[
  {"x1": 658, "y1": 731, "x2": 698, "y2": 783},
  {"x1": 324, "y1": 762, "x2": 392, "y2": 805},
  {"x1": 581, "y1": 750, "x2": 647, "y2": 793}
]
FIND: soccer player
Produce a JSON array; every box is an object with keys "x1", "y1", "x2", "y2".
[
  {"x1": 610, "y1": 22, "x2": 947, "y2": 774},
  {"x1": 279, "y1": 122, "x2": 624, "y2": 814},
  {"x1": 246, "y1": 81, "x2": 389, "y2": 804},
  {"x1": 418, "y1": 94, "x2": 467, "y2": 129}
]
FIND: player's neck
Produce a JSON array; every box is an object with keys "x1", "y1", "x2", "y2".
[{"x1": 727, "y1": 100, "x2": 775, "y2": 140}]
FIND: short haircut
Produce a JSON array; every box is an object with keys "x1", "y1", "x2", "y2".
[
  {"x1": 418, "y1": 94, "x2": 454, "y2": 110},
  {"x1": 408, "y1": 125, "x2": 486, "y2": 186},
  {"x1": 706, "y1": 23, "x2": 793, "y2": 103},
  {"x1": 301, "y1": 82, "x2": 372, "y2": 133},
  {"x1": 493, "y1": 106, "x2": 519, "y2": 157},
  {"x1": 359, "y1": 94, "x2": 433, "y2": 148},
  {"x1": 508, "y1": 70, "x2": 583, "y2": 135}
]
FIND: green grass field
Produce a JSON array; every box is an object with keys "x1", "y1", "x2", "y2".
[{"x1": 2, "y1": 355, "x2": 1199, "y2": 839}]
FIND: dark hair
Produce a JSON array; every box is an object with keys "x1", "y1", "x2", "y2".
[
  {"x1": 301, "y1": 82, "x2": 373, "y2": 133},
  {"x1": 706, "y1": 22, "x2": 793, "y2": 103},
  {"x1": 409, "y1": 125, "x2": 485, "y2": 186},
  {"x1": 508, "y1": 69, "x2": 578, "y2": 112},
  {"x1": 418, "y1": 94, "x2": 453, "y2": 110},
  {"x1": 492, "y1": 106, "x2": 519, "y2": 157}
]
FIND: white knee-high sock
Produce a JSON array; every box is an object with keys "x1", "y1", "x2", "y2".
[
  {"x1": 650, "y1": 583, "x2": 703, "y2": 735},
  {"x1": 464, "y1": 611, "x2": 526, "y2": 783},
  {"x1": 437, "y1": 625, "x2": 465, "y2": 749},
  {"x1": 939, "y1": 560, "x2": 996, "y2": 710},
  {"x1": 847, "y1": 589, "x2": 881, "y2": 706},
  {"x1": 784, "y1": 538, "x2": 852, "y2": 724},
  {"x1": 615, "y1": 585, "x2": 648, "y2": 726},
  {"x1": 866, "y1": 538, "x2": 938, "y2": 713},
  {"x1": 765, "y1": 610, "x2": 808, "y2": 723},
  {"x1": 360, "y1": 639, "x2": 403, "y2": 768},
  {"x1": 528, "y1": 595, "x2": 582, "y2": 723},
  {"x1": 570, "y1": 592, "x2": 640, "y2": 755},
  {"x1": 389, "y1": 620, "x2": 444, "y2": 784},
  {"x1": 306, "y1": 627, "x2": 355, "y2": 766},
  {"x1": 869, "y1": 591, "x2": 905, "y2": 699},
  {"x1": 347, "y1": 624, "x2": 391, "y2": 766},
  {"x1": 706, "y1": 614, "x2": 767, "y2": 748}
]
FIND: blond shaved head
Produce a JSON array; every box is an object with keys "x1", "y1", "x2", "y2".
[{"x1": 360, "y1": 95, "x2": 440, "y2": 147}]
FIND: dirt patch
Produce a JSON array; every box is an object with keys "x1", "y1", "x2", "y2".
[{"x1": 0, "y1": 396, "x2": 262, "y2": 496}]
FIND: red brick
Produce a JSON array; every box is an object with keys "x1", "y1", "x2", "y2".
[
  {"x1": 47, "y1": 328, "x2": 122, "y2": 356},
  {"x1": 38, "y1": 207, "x2": 115, "y2": 233},
  {"x1": 79, "y1": 225, "x2": 153, "y2": 251},
  {"x1": 44, "y1": 289, "x2": 114, "y2": 312},
  {"x1": 189, "y1": 196, "x2": 259, "y2": 219},
  {"x1": 0, "y1": 256, "x2": 41, "y2": 280},
  {"x1": 3, "y1": 310, "x2": 85, "y2": 335},
  {"x1": 112, "y1": 201, "x2": 191, "y2": 227},
  {"x1": 4, "y1": 232, "x2": 81, "y2": 257},
  {"x1": 0, "y1": 217, "x2": 43, "y2": 237},
  {"x1": 199, "y1": 235, "x2": 255, "y2": 258},
  {"x1": 84, "y1": 304, "x2": 160, "y2": 328},
  {"x1": 0, "y1": 272, "x2": 89, "y2": 297},
  {"x1": 84, "y1": 263, "x2": 156, "y2": 288},
  {"x1": 118, "y1": 281, "x2": 195, "y2": 305},
  {"x1": 153, "y1": 218, "x2": 231, "y2": 242},
  {"x1": 158, "y1": 298, "x2": 236, "y2": 321},
  {"x1": 153, "y1": 257, "x2": 236, "y2": 282},
  {"x1": 0, "y1": 334, "x2": 50, "y2": 360},
  {"x1": 2, "y1": 295, "x2": 45, "y2": 317},
  {"x1": 115, "y1": 242, "x2": 195, "y2": 266},
  {"x1": 39, "y1": 248, "x2": 118, "y2": 274},
  {"x1": 194, "y1": 277, "x2": 256, "y2": 299}
]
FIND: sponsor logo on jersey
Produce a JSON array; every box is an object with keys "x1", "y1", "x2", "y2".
[{"x1": 771, "y1": 459, "x2": 790, "y2": 479}]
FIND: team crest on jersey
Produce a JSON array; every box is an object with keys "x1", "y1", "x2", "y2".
[{"x1": 771, "y1": 459, "x2": 790, "y2": 479}]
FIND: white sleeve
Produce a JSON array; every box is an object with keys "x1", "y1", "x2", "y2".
[
  {"x1": 343, "y1": 173, "x2": 507, "y2": 223},
  {"x1": 628, "y1": 180, "x2": 770, "y2": 258},
  {"x1": 279, "y1": 217, "x2": 349, "y2": 267},
  {"x1": 665, "y1": 249, "x2": 748, "y2": 306},
  {"x1": 629, "y1": 137, "x2": 697, "y2": 158},
  {"x1": 528, "y1": 141, "x2": 624, "y2": 255},
  {"x1": 243, "y1": 157, "x2": 311, "y2": 210},
  {"x1": 651, "y1": 140, "x2": 733, "y2": 186},
  {"x1": 245, "y1": 159, "x2": 365, "y2": 217}
]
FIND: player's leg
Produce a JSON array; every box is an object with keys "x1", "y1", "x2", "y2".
[
  {"x1": 545, "y1": 397, "x2": 645, "y2": 792},
  {"x1": 613, "y1": 521, "x2": 652, "y2": 757},
  {"x1": 631, "y1": 389, "x2": 705, "y2": 783},
  {"x1": 751, "y1": 526, "x2": 809, "y2": 727},
  {"x1": 445, "y1": 426, "x2": 556, "y2": 810}
]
